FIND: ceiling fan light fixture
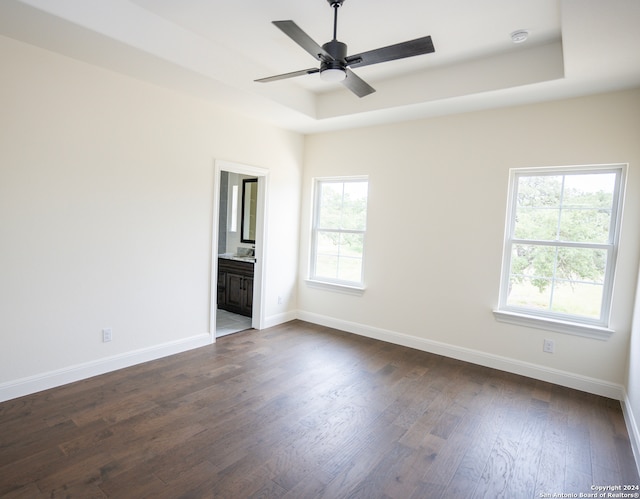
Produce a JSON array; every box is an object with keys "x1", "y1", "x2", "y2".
[{"x1": 320, "y1": 67, "x2": 347, "y2": 82}]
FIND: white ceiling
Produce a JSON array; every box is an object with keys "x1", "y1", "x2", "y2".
[{"x1": 1, "y1": 0, "x2": 639, "y2": 134}]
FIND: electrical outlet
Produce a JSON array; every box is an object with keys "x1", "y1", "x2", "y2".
[
  {"x1": 277, "y1": 296, "x2": 283, "y2": 305},
  {"x1": 102, "y1": 328, "x2": 112, "y2": 343},
  {"x1": 543, "y1": 339, "x2": 554, "y2": 353}
]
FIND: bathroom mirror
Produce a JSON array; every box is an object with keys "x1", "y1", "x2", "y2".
[{"x1": 241, "y1": 178, "x2": 257, "y2": 243}]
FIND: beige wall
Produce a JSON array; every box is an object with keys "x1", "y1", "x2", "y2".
[
  {"x1": 0, "y1": 35, "x2": 303, "y2": 394},
  {"x1": 300, "y1": 89, "x2": 640, "y2": 397}
]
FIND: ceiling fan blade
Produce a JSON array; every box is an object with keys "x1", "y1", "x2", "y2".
[
  {"x1": 341, "y1": 69, "x2": 376, "y2": 98},
  {"x1": 345, "y1": 35, "x2": 434, "y2": 69},
  {"x1": 255, "y1": 68, "x2": 320, "y2": 83},
  {"x1": 272, "y1": 20, "x2": 333, "y2": 61}
]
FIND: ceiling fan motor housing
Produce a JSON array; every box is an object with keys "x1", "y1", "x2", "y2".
[
  {"x1": 321, "y1": 40, "x2": 347, "y2": 71},
  {"x1": 320, "y1": 40, "x2": 347, "y2": 62},
  {"x1": 322, "y1": 40, "x2": 347, "y2": 60}
]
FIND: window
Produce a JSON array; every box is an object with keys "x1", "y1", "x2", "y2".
[
  {"x1": 229, "y1": 184, "x2": 238, "y2": 232},
  {"x1": 310, "y1": 177, "x2": 368, "y2": 289},
  {"x1": 495, "y1": 164, "x2": 626, "y2": 337}
]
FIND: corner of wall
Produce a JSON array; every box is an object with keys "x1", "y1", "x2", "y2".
[{"x1": 622, "y1": 388, "x2": 640, "y2": 478}]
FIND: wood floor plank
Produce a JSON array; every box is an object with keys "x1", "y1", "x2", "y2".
[
  {"x1": 615, "y1": 435, "x2": 640, "y2": 485},
  {"x1": 282, "y1": 472, "x2": 332, "y2": 499},
  {"x1": 424, "y1": 407, "x2": 490, "y2": 490},
  {"x1": 456, "y1": 381, "x2": 531, "y2": 497},
  {"x1": 1, "y1": 481, "x2": 44, "y2": 499},
  {"x1": 96, "y1": 458, "x2": 170, "y2": 497},
  {"x1": 441, "y1": 408, "x2": 504, "y2": 497},
  {"x1": 319, "y1": 422, "x2": 408, "y2": 498},
  {"x1": 34, "y1": 451, "x2": 114, "y2": 497},
  {"x1": 505, "y1": 398, "x2": 550, "y2": 498},
  {"x1": 0, "y1": 418, "x2": 80, "y2": 466},
  {"x1": 0, "y1": 320, "x2": 637, "y2": 499},
  {"x1": 0, "y1": 447, "x2": 63, "y2": 496},
  {"x1": 534, "y1": 408, "x2": 569, "y2": 498}
]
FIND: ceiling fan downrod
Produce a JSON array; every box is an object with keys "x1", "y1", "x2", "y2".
[
  {"x1": 321, "y1": 0, "x2": 347, "y2": 72},
  {"x1": 328, "y1": 0, "x2": 344, "y2": 41}
]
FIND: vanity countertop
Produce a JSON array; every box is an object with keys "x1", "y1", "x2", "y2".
[{"x1": 219, "y1": 253, "x2": 256, "y2": 263}]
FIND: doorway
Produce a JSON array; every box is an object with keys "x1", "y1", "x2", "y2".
[{"x1": 211, "y1": 160, "x2": 268, "y2": 339}]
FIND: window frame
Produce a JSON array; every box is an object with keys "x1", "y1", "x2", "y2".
[
  {"x1": 308, "y1": 176, "x2": 369, "y2": 293},
  {"x1": 494, "y1": 164, "x2": 626, "y2": 339}
]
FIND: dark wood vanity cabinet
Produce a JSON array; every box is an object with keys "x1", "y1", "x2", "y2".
[{"x1": 217, "y1": 258, "x2": 254, "y2": 317}]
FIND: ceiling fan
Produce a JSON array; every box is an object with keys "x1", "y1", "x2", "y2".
[{"x1": 255, "y1": 0, "x2": 435, "y2": 98}]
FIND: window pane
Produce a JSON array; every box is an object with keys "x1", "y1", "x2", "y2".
[
  {"x1": 555, "y1": 247, "x2": 606, "y2": 285},
  {"x1": 510, "y1": 244, "x2": 556, "y2": 281},
  {"x1": 337, "y1": 256, "x2": 362, "y2": 282},
  {"x1": 514, "y1": 206, "x2": 560, "y2": 240},
  {"x1": 550, "y1": 282, "x2": 603, "y2": 319},
  {"x1": 316, "y1": 231, "x2": 365, "y2": 260},
  {"x1": 514, "y1": 173, "x2": 616, "y2": 243},
  {"x1": 340, "y1": 232, "x2": 364, "y2": 258},
  {"x1": 316, "y1": 254, "x2": 338, "y2": 279},
  {"x1": 508, "y1": 243, "x2": 608, "y2": 323},
  {"x1": 317, "y1": 231, "x2": 339, "y2": 256},
  {"x1": 506, "y1": 278, "x2": 603, "y2": 319},
  {"x1": 318, "y1": 182, "x2": 344, "y2": 229},
  {"x1": 317, "y1": 181, "x2": 368, "y2": 230},
  {"x1": 514, "y1": 175, "x2": 562, "y2": 240},
  {"x1": 341, "y1": 181, "x2": 368, "y2": 230},
  {"x1": 559, "y1": 208, "x2": 611, "y2": 243},
  {"x1": 315, "y1": 231, "x2": 364, "y2": 282},
  {"x1": 517, "y1": 175, "x2": 562, "y2": 208},
  {"x1": 558, "y1": 173, "x2": 615, "y2": 243},
  {"x1": 563, "y1": 173, "x2": 615, "y2": 208},
  {"x1": 506, "y1": 276, "x2": 552, "y2": 310}
]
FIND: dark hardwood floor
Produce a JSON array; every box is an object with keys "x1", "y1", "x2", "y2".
[{"x1": 1, "y1": 320, "x2": 638, "y2": 498}]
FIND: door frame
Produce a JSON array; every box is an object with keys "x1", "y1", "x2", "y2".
[{"x1": 211, "y1": 159, "x2": 269, "y2": 340}]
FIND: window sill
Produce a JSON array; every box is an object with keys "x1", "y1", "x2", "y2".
[
  {"x1": 305, "y1": 279, "x2": 365, "y2": 296},
  {"x1": 493, "y1": 309, "x2": 614, "y2": 340}
]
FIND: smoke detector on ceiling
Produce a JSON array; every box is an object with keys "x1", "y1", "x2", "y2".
[{"x1": 511, "y1": 30, "x2": 529, "y2": 44}]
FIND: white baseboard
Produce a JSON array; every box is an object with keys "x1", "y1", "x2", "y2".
[
  {"x1": 0, "y1": 333, "x2": 212, "y2": 403},
  {"x1": 262, "y1": 310, "x2": 298, "y2": 329},
  {"x1": 1, "y1": 309, "x2": 302, "y2": 403},
  {"x1": 297, "y1": 311, "x2": 625, "y2": 400},
  {"x1": 622, "y1": 390, "x2": 640, "y2": 477}
]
